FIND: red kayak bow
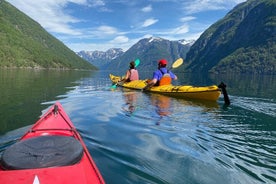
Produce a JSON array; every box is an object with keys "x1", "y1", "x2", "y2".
[{"x1": 0, "y1": 102, "x2": 105, "y2": 184}]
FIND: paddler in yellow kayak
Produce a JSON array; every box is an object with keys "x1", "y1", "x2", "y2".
[
  {"x1": 143, "y1": 59, "x2": 178, "y2": 90},
  {"x1": 120, "y1": 61, "x2": 139, "y2": 82}
]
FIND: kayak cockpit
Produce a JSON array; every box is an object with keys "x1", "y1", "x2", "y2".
[{"x1": 1, "y1": 135, "x2": 84, "y2": 170}]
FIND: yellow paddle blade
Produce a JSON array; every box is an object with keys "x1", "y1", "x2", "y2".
[{"x1": 172, "y1": 58, "x2": 183, "y2": 68}]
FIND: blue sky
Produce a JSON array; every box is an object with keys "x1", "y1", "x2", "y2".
[{"x1": 7, "y1": 0, "x2": 246, "y2": 52}]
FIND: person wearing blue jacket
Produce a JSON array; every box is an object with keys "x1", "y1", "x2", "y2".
[{"x1": 143, "y1": 59, "x2": 177, "y2": 91}]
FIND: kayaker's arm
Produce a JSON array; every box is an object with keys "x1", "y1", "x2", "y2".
[
  {"x1": 169, "y1": 71, "x2": 178, "y2": 80},
  {"x1": 142, "y1": 79, "x2": 157, "y2": 91},
  {"x1": 119, "y1": 70, "x2": 130, "y2": 83}
]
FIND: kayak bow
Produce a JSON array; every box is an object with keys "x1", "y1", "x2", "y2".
[{"x1": 0, "y1": 102, "x2": 105, "y2": 184}]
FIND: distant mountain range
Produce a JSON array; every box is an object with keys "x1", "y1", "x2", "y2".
[
  {"x1": 77, "y1": 48, "x2": 124, "y2": 69},
  {"x1": 77, "y1": 37, "x2": 194, "y2": 73},
  {"x1": 0, "y1": 1, "x2": 96, "y2": 70},
  {"x1": 1, "y1": 0, "x2": 275, "y2": 74}
]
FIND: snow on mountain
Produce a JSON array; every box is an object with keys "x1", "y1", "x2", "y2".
[
  {"x1": 76, "y1": 37, "x2": 195, "y2": 70},
  {"x1": 76, "y1": 48, "x2": 124, "y2": 68},
  {"x1": 178, "y1": 39, "x2": 195, "y2": 46}
]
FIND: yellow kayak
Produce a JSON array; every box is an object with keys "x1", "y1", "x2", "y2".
[{"x1": 110, "y1": 74, "x2": 221, "y2": 101}]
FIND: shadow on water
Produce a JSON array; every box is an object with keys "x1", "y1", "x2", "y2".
[{"x1": 0, "y1": 68, "x2": 94, "y2": 134}]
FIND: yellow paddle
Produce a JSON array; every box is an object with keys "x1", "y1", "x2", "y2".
[{"x1": 170, "y1": 58, "x2": 183, "y2": 70}]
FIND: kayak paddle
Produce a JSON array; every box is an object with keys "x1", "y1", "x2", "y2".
[
  {"x1": 170, "y1": 58, "x2": 183, "y2": 70},
  {"x1": 134, "y1": 58, "x2": 140, "y2": 67}
]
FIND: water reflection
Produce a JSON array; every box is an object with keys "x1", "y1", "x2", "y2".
[
  {"x1": 122, "y1": 91, "x2": 138, "y2": 116},
  {"x1": 176, "y1": 98, "x2": 220, "y2": 110},
  {"x1": 163, "y1": 72, "x2": 276, "y2": 100},
  {"x1": 151, "y1": 94, "x2": 170, "y2": 115},
  {"x1": 209, "y1": 73, "x2": 276, "y2": 98},
  {"x1": 147, "y1": 94, "x2": 171, "y2": 125},
  {"x1": 0, "y1": 69, "x2": 93, "y2": 134}
]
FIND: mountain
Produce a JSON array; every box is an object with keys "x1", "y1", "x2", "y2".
[
  {"x1": 77, "y1": 48, "x2": 124, "y2": 69},
  {"x1": 0, "y1": 1, "x2": 96, "y2": 70},
  {"x1": 185, "y1": 0, "x2": 276, "y2": 74},
  {"x1": 104, "y1": 37, "x2": 193, "y2": 73}
]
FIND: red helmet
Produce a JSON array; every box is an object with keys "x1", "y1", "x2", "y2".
[{"x1": 158, "y1": 59, "x2": 167, "y2": 65}]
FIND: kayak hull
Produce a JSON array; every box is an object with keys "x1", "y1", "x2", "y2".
[
  {"x1": 0, "y1": 102, "x2": 105, "y2": 184},
  {"x1": 110, "y1": 74, "x2": 221, "y2": 101}
]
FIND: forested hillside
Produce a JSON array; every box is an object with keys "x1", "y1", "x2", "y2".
[
  {"x1": 185, "y1": 0, "x2": 276, "y2": 74},
  {"x1": 0, "y1": 1, "x2": 96, "y2": 70}
]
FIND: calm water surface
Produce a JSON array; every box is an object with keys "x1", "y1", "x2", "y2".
[{"x1": 0, "y1": 69, "x2": 275, "y2": 184}]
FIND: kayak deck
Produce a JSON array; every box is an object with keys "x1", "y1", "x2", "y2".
[
  {"x1": 110, "y1": 74, "x2": 221, "y2": 101},
  {"x1": 0, "y1": 102, "x2": 105, "y2": 184}
]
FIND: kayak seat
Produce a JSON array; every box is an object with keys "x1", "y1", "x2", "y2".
[{"x1": 1, "y1": 135, "x2": 84, "y2": 170}]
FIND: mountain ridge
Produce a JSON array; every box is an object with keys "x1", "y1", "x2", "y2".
[
  {"x1": 185, "y1": 0, "x2": 276, "y2": 74},
  {"x1": 77, "y1": 37, "x2": 194, "y2": 73}
]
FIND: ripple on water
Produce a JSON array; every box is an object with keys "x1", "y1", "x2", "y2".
[{"x1": 233, "y1": 96, "x2": 276, "y2": 117}]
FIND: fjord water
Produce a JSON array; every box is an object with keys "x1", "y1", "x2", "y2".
[{"x1": 0, "y1": 69, "x2": 275, "y2": 184}]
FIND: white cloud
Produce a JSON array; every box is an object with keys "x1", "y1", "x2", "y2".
[
  {"x1": 142, "y1": 24, "x2": 192, "y2": 42},
  {"x1": 142, "y1": 18, "x2": 158, "y2": 27},
  {"x1": 142, "y1": 34, "x2": 154, "y2": 39},
  {"x1": 110, "y1": 36, "x2": 129, "y2": 43},
  {"x1": 180, "y1": 16, "x2": 196, "y2": 22},
  {"x1": 67, "y1": 42, "x2": 111, "y2": 52},
  {"x1": 7, "y1": 0, "x2": 85, "y2": 35},
  {"x1": 97, "y1": 26, "x2": 118, "y2": 35},
  {"x1": 182, "y1": 0, "x2": 246, "y2": 14},
  {"x1": 88, "y1": 0, "x2": 105, "y2": 7},
  {"x1": 155, "y1": 25, "x2": 189, "y2": 36},
  {"x1": 68, "y1": 37, "x2": 135, "y2": 52},
  {"x1": 172, "y1": 25, "x2": 189, "y2": 34},
  {"x1": 141, "y1": 5, "x2": 152, "y2": 12}
]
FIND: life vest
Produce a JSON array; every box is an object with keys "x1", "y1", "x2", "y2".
[
  {"x1": 126, "y1": 69, "x2": 139, "y2": 82},
  {"x1": 158, "y1": 69, "x2": 172, "y2": 86}
]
